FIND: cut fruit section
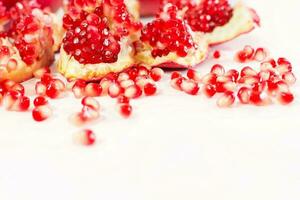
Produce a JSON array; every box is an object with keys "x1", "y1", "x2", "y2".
[
  {"x1": 135, "y1": 4, "x2": 208, "y2": 68},
  {"x1": 58, "y1": 3, "x2": 137, "y2": 81},
  {"x1": 0, "y1": 0, "x2": 60, "y2": 83}
]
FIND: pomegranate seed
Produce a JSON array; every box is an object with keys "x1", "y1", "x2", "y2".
[
  {"x1": 223, "y1": 81, "x2": 236, "y2": 92},
  {"x1": 35, "y1": 81, "x2": 47, "y2": 96},
  {"x1": 254, "y1": 48, "x2": 268, "y2": 61},
  {"x1": 17, "y1": 96, "x2": 30, "y2": 111},
  {"x1": 33, "y1": 96, "x2": 48, "y2": 107},
  {"x1": 225, "y1": 69, "x2": 239, "y2": 82},
  {"x1": 277, "y1": 57, "x2": 291, "y2": 66},
  {"x1": 85, "y1": 83, "x2": 102, "y2": 97},
  {"x1": 6, "y1": 59, "x2": 18, "y2": 72},
  {"x1": 282, "y1": 72, "x2": 296, "y2": 85},
  {"x1": 171, "y1": 71, "x2": 182, "y2": 80},
  {"x1": 150, "y1": 68, "x2": 164, "y2": 82},
  {"x1": 52, "y1": 79, "x2": 66, "y2": 91},
  {"x1": 73, "y1": 129, "x2": 96, "y2": 146},
  {"x1": 2, "y1": 80, "x2": 16, "y2": 92},
  {"x1": 135, "y1": 76, "x2": 151, "y2": 88},
  {"x1": 217, "y1": 92, "x2": 235, "y2": 108},
  {"x1": 181, "y1": 79, "x2": 199, "y2": 95},
  {"x1": 213, "y1": 50, "x2": 221, "y2": 59},
  {"x1": 236, "y1": 50, "x2": 248, "y2": 63},
  {"x1": 249, "y1": 91, "x2": 271, "y2": 106},
  {"x1": 32, "y1": 105, "x2": 52, "y2": 122},
  {"x1": 276, "y1": 81, "x2": 290, "y2": 93},
  {"x1": 99, "y1": 78, "x2": 112, "y2": 96},
  {"x1": 258, "y1": 71, "x2": 271, "y2": 82},
  {"x1": 277, "y1": 92, "x2": 294, "y2": 105},
  {"x1": 276, "y1": 63, "x2": 292, "y2": 75},
  {"x1": 238, "y1": 76, "x2": 260, "y2": 86},
  {"x1": 202, "y1": 73, "x2": 217, "y2": 85},
  {"x1": 241, "y1": 66, "x2": 257, "y2": 77},
  {"x1": 70, "y1": 106, "x2": 100, "y2": 126},
  {"x1": 237, "y1": 87, "x2": 251, "y2": 104},
  {"x1": 108, "y1": 83, "x2": 123, "y2": 98},
  {"x1": 72, "y1": 79, "x2": 87, "y2": 98},
  {"x1": 124, "y1": 85, "x2": 142, "y2": 99},
  {"x1": 41, "y1": 73, "x2": 53, "y2": 85},
  {"x1": 120, "y1": 79, "x2": 135, "y2": 89},
  {"x1": 119, "y1": 104, "x2": 132, "y2": 118},
  {"x1": 243, "y1": 45, "x2": 255, "y2": 59},
  {"x1": 187, "y1": 69, "x2": 201, "y2": 82},
  {"x1": 170, "y1": 77, "x2": 184, "y2": 91},
  {"x1": 81, "y1": 96, "x2": 100, "y2": 111},
  {"x1": 203, "y1": 84, "x2": 216, "y2": 98},
  {"x1": 117, "y1": 95, "x2": 130, "y2": 104},
  {"x1": 138, "y1": 66, "x2": 149, "y2": 76},
  {"x1": 11, "y1": 83, "x2": 25, "y2": 96},
  {"x1": 46, "y1": 82, "x2": 61, "y2": 99},
  {"x1": 144, "y1": 83, "x2": 157, "y2": 96},
  {"x1": 2, "y1": 91, "x2": 21, "y2": 110},
  {"x1": 127, "y1": 67, "x2": 138, "y2": 80},
  {"x1": 211, "y1": 64, "x2": 225, "y2": 76},
  {"x1": 266, "y1": 58, "x2": 277, "y2": 68},
  {"x1": 117, "y1": 72, "x2": 130, "y2": 82}
]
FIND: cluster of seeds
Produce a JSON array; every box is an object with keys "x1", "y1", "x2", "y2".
[
  {"x1": 236, "y1": 45, "x2": 269, "y2": 63},
  {"x1": 170, "y1": 53, "x2": 296, "y2": 107}
]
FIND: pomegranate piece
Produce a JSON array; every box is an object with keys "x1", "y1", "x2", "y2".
[
  {"x1": 217, "y1": 92, "x2": 235, "y2": 108},
  {"x1": 119, "y1": 103, "x2": 132, "y2": 118},
  {"x1": 73, "y1": 129, "x2": 96, "y2": 146},
  {"x1": 33, "y1": 96, "x2": 48, "y2": 106},
  {"x1": 144, "y1": 83, "x2": 157, "y2": 96},
  {"x1": 32, "y1": 105, "x2": 52, "y2": 122},
  {"x1": 277, "y1": 92, "x2": 294, "y2": 105},
  {"x1": 203, "y1": 84, "x2": 216, "y2": 98},
  {"x1": 150, "y1": 68, "x2": 164, "y2": 82}
]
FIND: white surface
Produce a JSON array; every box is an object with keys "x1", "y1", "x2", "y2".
[{"x1": 1, "y1": 1, "x2": 300, "y2": 199}]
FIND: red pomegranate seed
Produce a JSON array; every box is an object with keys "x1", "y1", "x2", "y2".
[
  {"x1": 124, "y1": 85, "x2": 142, "y2": 99},
  {"x1": 117, "y1": 72, "x2": 130, "y2": 82},
  {"x1": 213, "y1": 50, "x2": 221, "y2": 59},
  {"x1": 2, "y1": 90, "x2": 21, "y2": 110},
  {"x1": 258, "y1": 71, "x2": 271, "y2": 82},
  {"x1": 35, "y1": 81, "x2": 47, "y2": 96},
  {"x1": 217, "y1": 92, "x2": 235, "y2": 108},
  {"x1": 277, "y1": 57, "x2": 291, "y2": 66},
  {"x1": 171, "y1": 71, "x2": 182, "y2": 80},
  {"x1": 120, "y1": 79, "x2": 135, "y2": 89},
  {"x1": 11, "y1": 83, "x2": 25, "y2": 96},
  {"x1": 249, "y1": 91, "x2": 271, "y2": 106},
  {"x1": 238, "y1": 76, "x2": 260, "y2": 86},
  {"x1": 170, "y1": 77, "x2": 184, "y2": 91},
  {"x1": 127, "y1": 67, "x2": 138, "y2": 80},
  {"x1": 203, "y1": 84, "x2": 216, "y2": 98},
  {"x1": 254, "y1": 48, "x2": 268, "y2": 61},
  {"x1": 144, "y1": 83, "x2": 157, "y2": 96},
  {"x1": 240, "y1": 66, "x2": 257, "y2": 77},
  {"x1": 108, "y1": 83, "x2": 123, "y2": 98},
  {"x1": 2, "y1": 80, "x2": 16, "y2": 92},
  {"x1": 72, "y1": 79, "x2": 87, "y2": 98},
  {"x1": 236, "y1": 51, "x2": 248, "y2": 63},
  {"x1": 99, "y1": 78, "x2": 112, "y2": 96},
  {"x1": 17, "y1": 96, "x2": 30, "y2": 111},
  {"x1": 243, "y1": 45, "x2": 255, "y2": 59},
  {"x1": 277, "y1": 92, "x2": 294, "y2": 105},
  {"x1": 32, "y1": 105, "x2": 52, "y2": 122},
  {"x1": 46, "y1": 82, "x2": 61, "y2": 99},
  {"x1": 181, "y1": 79, "x2": 199, "y2": 95},
  {"x1": 237, "y1": 87, "x2": 251, "y2": 104},
  {"x1": 223, "y1": 81, "x2": 236, "y2": 92},
  {"x1": 41, "y1": 73, "x2": 53, "y2": 85},
  {"x1": 276, "y1": 63, "x2": 292, "y2": 75},
  {"x1": 210, "y1": 64, "x2": 225, "y2": 76},
  {"x1": 282, "y1": 72, "x2": 296, "y2": 85},
  {"x1": 266, "y1": 58, "x2": 277, "y2": 68},
  {"x1": 119, "y1": 104, "x2": 132, "y2": 118},
  {"x1": 52, "y1": 79, "x2": 66, "y2": 91},
  {"x1": 187, "y1": 69, "x2": 201, "y2": 82},
  {"x1": 70, "y1": 106, "x2": 100, "y2": 126},
  {"x1": 202, "y1": 73, "x2": 217, "y2": 85},
  {"x1": 117, "y1": 95, "x2": 130, "y2": 104},
  {"x1": 225, "y1": 69, "x2": 239, "y2": 82},
  {"x1": 276, "y1": 81, "x2": 290, "y2": 93},
  {"x1": 73, "y1": 129, "x2": 96, "y2": 146},
  {"x1": 81, "y1": 96, "x2": 100, "y2": 111},
  {"x1": 33, "y1": 96, "x2": 48, "y2": 107},
  {"x1": 150, "y1": 68, "x2": 164, "y2": 82},
  {"x1": 135, "y1": 76, "x2": 150, "y2": 88},
  {"x1": 85, "y1": 83, "x2": 102, "y2": 97},
  {"x1": 138, "y1": 66, "x2": 149, "y2": 76}
]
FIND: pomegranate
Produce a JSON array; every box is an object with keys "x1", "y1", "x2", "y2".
[
  {"x1": 135, "y1": 4, "x2": 208, "y2": 69},
  {"x1": 0, "y1": 0, "x2": 62, "y2": 83},
  {"x1": 58, "y1": 1, "x2": 140, "y2": 81}
]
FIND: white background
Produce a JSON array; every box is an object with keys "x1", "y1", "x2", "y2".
[{"x1": 1, "y1": 0, "x2": 300, "y2": 199}]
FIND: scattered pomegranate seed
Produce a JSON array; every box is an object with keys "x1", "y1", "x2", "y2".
[
  {"x1": 170, "y1": 77, "x2": 184, "y2": 91},
  {"x1": 202, "y1": 73, "x2": 217, "y2": 85},
  {"x1": 73, "y1": 129, "x2": 96, "y2": 146},
  {"x1": 99, "y1": 78, "x2": 112, "y2": 96},
  {"x1": 108, "y1": 83, "x2": 123, "y2": 98},
  {"x1": 117, "y1": 95, "x2": 130, "y2": 104},
  {"x1": 6, "y1": 59, "x2": 18, "y2": 72},
  {"x1": 85, "y1": 83, "x2": 102, "y2": 97},
  {"x1": 35, "y1": 81, "x2": 47, "y2": 96},
  {"x1": 41, "y1": 73, "x2": 53, "y2": 85},
  {"x1": 249, "y1": 91, "x2": 271, "y2": 106},
  {"x1": 81, "y1": 96, "x2": 100, "y2": 111},
  {"x1": 11, "y1": 83, "x2": 25, "y2": 96},
  {"x1": 225, "y1": 69, "x2": 239, "y2": 82},
  {"x1": 181, "y1": 79, "x2": 199, "y2": 95},
  {"x1": 72, "y1": 79, "x2": 87, "y2": 98},
  {"x1": 33, "y1": 96, "x2": 48, "y2": 107},
  {"x1": 120, "y1": 79, "x2": 135, "y2": 89},
  {"x1": 277, "y1": 92, "x2": 294, "y2": 105},
  {"x1": 210, "y1": 64, "x2": 225, "y2": 76},
  {"x1": 70, "y1": 106, "x2": 100, "y2": 126},
  {"x1": 276, "y1": 81, "x2": 290, "y2": 93},
  {"x1": 282, "y1": 72, "x2": 296, "y2": 85},
  {"x1": 187, "y1": 69, "x2": 201, "y2": 82},
  {"x1": 237, "y1": 87, "x2": 251, "y2": 104},
  {"x1": 17, "y1": 96, "x2": 30, "y2": 111},
  {"x1": 32, "y1": 105, "x2": 52, "y2": 122},
  {"x1": 217, "y1": 92, "x2": 235, "y2": 108},
  {"x1": 124, "y1": 85, "x2": 142, "y2": 99},
  {"x1": 171, "y1": 71, "x2": 182, "y2": 80},
  {"x1": 117, "y1": 72, "x2": 130, "y2": 82},
  {"x1": 46, "y1": 81, "x2": 61, "y2": 99},
  {"x1": 2, "y1": 91, "x2": 21, "y2": 110},
  {"x1": 254, "y1": 48, "x2": 268, "y2": 61},
  {"x1": 213, "y1": 50, "x2": 221, "y2": 59},
  {"x1": 144, "y1": 83, "x2": 157, "y2": 96},
  {"x1": 119, "y1": 104, "x2": 132, "y2": 118},
  {"x1": 150, "y1": 68, "x2": 164, "y2": 82},
  {"x1": 240, "y1": 66, "x2": 257, "y2": 77},
  {"x1": 203, "y1": 84, "x2": 216, "y2": 98}
]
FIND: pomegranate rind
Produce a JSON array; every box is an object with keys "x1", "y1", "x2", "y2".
[
  {"x1": 124, "y1": 0, "x2": 140, "y2": 20},
  {"x1": 57, "y1": 38, "x2": 135, "y2": 81},
  {"x1": 203, "y1": 3, "x2": 259, "y2": 45},
  {"x1": 135, "y1": 32, "x2": 208, "y2": 68}
]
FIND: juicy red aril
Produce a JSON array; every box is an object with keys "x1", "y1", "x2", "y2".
[
  {"x1": 237, "y1": 87, "x2": 251, "y2": 104},
  {"x1": 81, "y1": 96, "x2": 100, "y2": 111},
  {"x1": 282, "y1": 72, "x2": 296, "y2": 85},
  {"x1": 117, "y1": 95, "x2": 130, "y2": 104},
  {"x1": 141, "y1": 9, "x2": 195, "y2": 58},
  {"x1": 74, "y1": 129, "x2": 96, "y2": 146},
  {"x1": 119, "y1": 104, "x2": 132, "y2": 118},
  {"x1": 32, "y1": 105, "x2": 52, "y2": 122},
  {"x1": 171, "y1": 71, "x2": 182, "y2": 80},
  {"x1": 124, "y1": 85, "x2": 142, "y2": 99},
  {"x1": 203, "y1": 84, "x2": 216, "y2": 98},
  {"x1": 187, "y1": 69, "x2": 201, "y2": 82},
  {"x1": 63, "y1": 11, "x2": 121, "y2": 64},
  {"x1": 202, "y1": 73, "x2": 217, "y2": 85},
  {"x1": 144, "y1": 83, "x2": 157, "y2": 96},
  {"x1": 18, "y1": 96, "x2": 30, "y2": 111},
  {"x1": 181, "y1": 79, "x2": 199, "y2": 95},
  {"x1": 137, "y1": 66, "x2": 149, "y2": 76},
  {"x1": 35, "y1": 81, "x2": 47, "y2": 96},
  {"x1": 120, "y1": 79, "x2": 135, "y2": 89},
  {"x1": 71, "y1": 106, "x2": 100, "y2": 126},
  {"x1": 185, "y1": 0, "x2": 233, "y2": 33},
  {"x1": 46, "y1": 82, "x2": 61, "y2": 99},
  {"x1": 210, "y1": 64, "x2": 225, "y2": 76},
  {"x1": 254, "y1": 48, "x2": 268, "y2": 61},
  {"x1": 150, "y1": 68, "x2": 164, "y2": 82},
  {"x1": 11, "y1": 83, "x2": 25, "y2": 96},
  {"x1": 240, "y1": 66, "x2": 257, "y2": 77},
  {"x1": 72, "y1": 79, "x2": 87, "y2": 98},
  {"x1": 117, "y1": 72, "x2": 130, "y2": 82},
  {"x1": 170, "y1": 77, "x2": 184, "y2": 91},
  {"x1": 41, "y1": 73, "x2": 53, "y2": 85},
  {"x1": 85, "y1": 83, "x2": 102, "y2": 97},
  {"x1": 33, "y1": 96, "x2": 48, "y2": 107},
  {"x1": 213, "y1": 50, "x2": 221, "y2": 59},
  {"x1": 278, "y1": 92, "x2": 294, "y2": 105},
  {"x1": 108, "y1": 83, "x2": 123, "y2": 98},
  {"x1": 225, "y1": 69, "x2": 239, "y2": 82},
  {"x1": 217, "y1": 92, "x2": 235, "y2": 108},
  {"x1": 249, "y1": 91, "x2": 271, "y2": 106}
]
